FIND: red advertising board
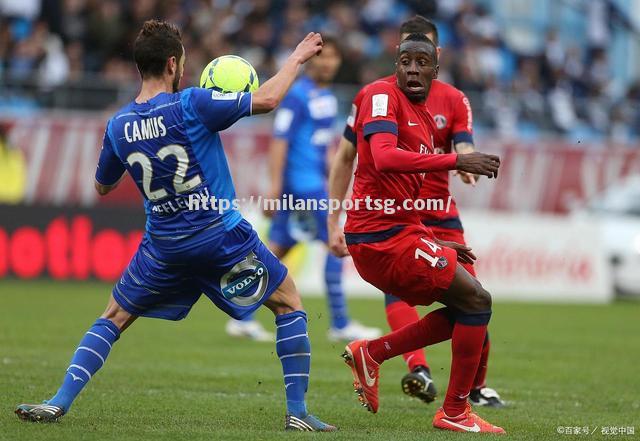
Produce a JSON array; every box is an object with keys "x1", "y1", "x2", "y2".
[
  {"x1": 0, "y1": 205, "x2": 144, "y2": 281},
  {"x1": 3, "y1": 115, "x2": 640, "y2": 213}
]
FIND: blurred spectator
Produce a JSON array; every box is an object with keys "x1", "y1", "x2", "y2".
[
  {"x1": 512, "y1": 58, "x2": 546, "y2": 129},
  {"x1": 360, "y1": 26, "x2": 397, "y2": 84},
  {"x1": 610, "y1": 81, "x2": 640, "y2": 142},
  {"x1": 0, "y1": 0, "x2": 638, "y2": 143}
]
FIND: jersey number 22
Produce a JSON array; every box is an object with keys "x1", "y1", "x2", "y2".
[{"x1": 127, "y1": 144, "x2": 202, "y2": 201}]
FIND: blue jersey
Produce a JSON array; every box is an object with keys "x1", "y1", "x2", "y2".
[
  {"x1": 95, "y1": 87, "x2": 252, "y2": 251},
  {"x1": 272, "y1": 76, "x2": 337, "y2": 195}
]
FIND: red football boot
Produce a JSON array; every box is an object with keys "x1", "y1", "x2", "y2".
[
  {"x1": 342, "y1": 339, "x2": 380, "y2": 413},
  {"x1": 433, "y1": 403, "x2": 506, "y2": 434}
]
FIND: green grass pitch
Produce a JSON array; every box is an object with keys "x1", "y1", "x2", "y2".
[{"x1": 1, "y1": 280, "x2": 639, "y2": 440}]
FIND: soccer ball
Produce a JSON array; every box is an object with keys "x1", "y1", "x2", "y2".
[{"x1": 200, "y1": 55, "x2": 259, "y2": 93}]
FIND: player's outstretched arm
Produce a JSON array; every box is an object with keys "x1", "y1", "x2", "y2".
[
  {"x1": 436, "y1": 239, "x2": 476, "y2": 265},
  {"x1": 252, "y1": 33, "x2": 323, "y2": 114},
  {"x1": 370, "y1": 132, "x2": 459, "y2": 173},
  {"x1": 454, "y1": 151, "x2": 500, "y2": 179},
  {"x1": 450, "y1": 89, "x2": 480, "y2": 184},
  {"x1": 454, "y1": 142, "x2": 475, "y2": 154},
  {"x1": 94, "y1": 174, "x2": 124, "y2": 196},
  {"x1": 95, "y1": 181, "x2": 115, "y2": 196},
  {"x1": 95, "y1": 125, "x2": 125, "y2": 196},
  {"x1": 369, "y1": 133, "x2": 500, "y2": 178},
  {"x1": 453, "y1": 141, "x2": 479, "y2": 185},
  {"x1": 327, "y1": 136, "x2": 357, "y2": 257}
]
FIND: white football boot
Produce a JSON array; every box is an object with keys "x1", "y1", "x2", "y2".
[
  {"x1": 328, "y1": 320, "x2": 382, "y2": 342},
  {"x1": 225, "y1": 319, "x2": 274, "y2": 342}
]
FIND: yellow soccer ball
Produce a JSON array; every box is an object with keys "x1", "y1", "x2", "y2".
[{"x1": 200, "y1": 55, "x2": 259, "y2": 93}]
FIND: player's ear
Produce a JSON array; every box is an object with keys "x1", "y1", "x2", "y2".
[
  {"x1": 433, "y1": 64, "x2": 439, "y2": 79},
  {"x1": 167, "y1": 56, "x2": 177, "y2": 75}
]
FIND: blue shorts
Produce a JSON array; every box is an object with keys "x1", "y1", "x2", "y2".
[
  {"x1": 113, "y1": 219, "x2": 288, "y2": 321},
  {"x1": 268, "y1": 191, "x2": 328, "y2": 248}
]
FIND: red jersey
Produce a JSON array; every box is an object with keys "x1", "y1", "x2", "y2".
[
  {"x1": 420, "y1": 79, "x2": 474, "y2": 225},
  {"x1": 344, "y1": 78, "x2": 473, "y2": 230},
  {"x1": 343, "y1": 75, "x2": 395, "y2": 145},
  {"x1": 344, "y1": 80, "x2": 441, "y2": 234}
]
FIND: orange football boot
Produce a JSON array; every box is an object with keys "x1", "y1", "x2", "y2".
[
  {"x1": 342, "y1": 339, "x2": 380, "y2": 413},
  {"x1": 433, "y1": 403, "x2": 506, "y2": 434}
]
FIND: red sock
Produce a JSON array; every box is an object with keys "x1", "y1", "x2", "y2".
[
  {"x1": 385, "y1": 301, "x2": 428, "y2": 371},
  {"x1": 472, "y1": 333, "x2": 490, "y2": 390},
  {"x1": 443, "y1": 313, "x2": 490, "y2": 417},
  {"x1": 368, "y1": 307, "x2": 454, "y2": 364}
]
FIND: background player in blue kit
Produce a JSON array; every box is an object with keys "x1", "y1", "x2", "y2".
[
  {"x1": 227, "y1": 38, "x2": 381, "y2": 343},
  {"x1": 14, "y1": 20, "x2": 336, "y2": 432}
]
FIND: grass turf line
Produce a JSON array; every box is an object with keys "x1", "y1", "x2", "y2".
[{"x1": 1, "y1": 280, "x2": 638, "y2": 440}]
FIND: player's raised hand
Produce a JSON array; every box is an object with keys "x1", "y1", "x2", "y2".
[
  {"x1": 328, "y1": 224, "x2": 349, "y2": 257},
  {"x1": 455, "y1": 152, "x2": 500, "y2": 179},
  {"x1": 453, "y1": 170, "x2": 479, "y2": 186},
  {"x1": 292, "y1": 32, "x2": 324, "y2": 64},
  {"x1": 437, "y1": 240, "x2": 476, "y2": 265}
]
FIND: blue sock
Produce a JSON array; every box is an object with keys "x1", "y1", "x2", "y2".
[
  {"x1": 240, "y1": 312, "x2": 255, "y2": 322},
  {"x1": 275, "y1": 311, "x2": 310, "y2": 418},
  {"x1": 324, "y1": 253, "x2": 349, "y2": 329},
  {"x1": 48, "y1": 318, "x2": 120, "y2": 411}
]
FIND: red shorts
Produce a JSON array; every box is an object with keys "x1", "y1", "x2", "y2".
[
  {"x1": 347, "y1": 224, "x2": 457, "y2": 306},
  {"x1": 428, "y1": 226, "x2": 476, "y2": 277}
]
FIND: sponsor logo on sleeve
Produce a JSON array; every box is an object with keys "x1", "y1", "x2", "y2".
[
  {"x1": 372, "y1": 94, "x2": 389, "y2": 117},
  {"x1": 462, "y1": 96, "x2": 472, "y2": 131},
  {"x1": 211, "y1": 91, "x2": 240, "y2": 100}
]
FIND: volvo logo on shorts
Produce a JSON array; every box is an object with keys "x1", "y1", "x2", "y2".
[
  {"x1": 220, "y1": 252, "x2": 269, "y2": 306},
  {"x1": 434, "y1": 114, "x2": 447, "y2": 130},
  {"x1": 436, "y1": 256, "x2": 448, "y2": 269}
]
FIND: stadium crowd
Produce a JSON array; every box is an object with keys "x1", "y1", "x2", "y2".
[{"x1": 1, "y1": 0, "x2": 639, "y2": 141}]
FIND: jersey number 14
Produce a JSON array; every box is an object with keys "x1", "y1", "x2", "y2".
[{"x1": 415, "y1": 238, "x2": 441, "y2": 268}]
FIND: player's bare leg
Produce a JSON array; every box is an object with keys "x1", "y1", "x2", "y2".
[
  {"x1": 343, "y1": 265, "x2": 504, "y2": 433},
  {"x1": 341, "y1": 303, "x2": 455, "y2": 414},
  {"x1": 99, "y1": 295, "x2": 138, "y2": 331},
  {"x1": 386, "y1": 293, "x2": 502, "y2": 407},
  {"x1": 268, "y1": 242, "x2": 292, "y2": 260},
  {"x1": 16, "y1": 295, "x2": 137, "y2": 423},
  {"x1": 428, "y1": 267, "x2": 503, "y2": 433},
  {"x1": 263, "y1": 274, "x2": 337, "y2": 432},
  {"x1": 361, "y1": 266, "x2": 504, "y2": 432},
  {"x1": 263, "y1": 273, "x2": 302, "y2": 314}
]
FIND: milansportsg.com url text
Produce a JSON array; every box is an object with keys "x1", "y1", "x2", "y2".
[{"x1": 182, "y1": 193, "x2": 453, "y2": 215}]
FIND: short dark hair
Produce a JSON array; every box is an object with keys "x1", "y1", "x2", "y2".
[
  {"x1": 320, "y1": 35, "x2": 343, "y2": 57},
  {"x1": 133, "y1": 20, "x2": 183, "y2": 79},
  {"x1": 398, "y1": 33, "x2": 438, "y2": 62},
  {"x1": 399, "y1": 15, "x2": 439, "y2": 46}
]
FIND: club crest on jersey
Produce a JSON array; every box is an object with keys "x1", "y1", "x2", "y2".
[
  {"x1": 434, "y1": 114, "x2": 447, "y2": 130},
  {"x1": 220, "y1": 252, "x2": 269, "y2": 306},
  {"x1": 436, "y1": 256, "x2": 448, "y2": 269}
]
